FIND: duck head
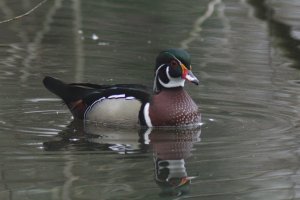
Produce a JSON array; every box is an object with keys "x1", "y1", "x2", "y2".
[{"x1": 153, "y1": 49, "x2": 199, "y2": 93}]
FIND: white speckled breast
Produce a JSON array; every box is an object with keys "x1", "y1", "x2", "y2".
[
  {"x1": 84, "y1": 98, "x2": 142, "y2": 126},
  {"x1": 149, "y1": 88, "x2": 201, "y2": 126}
]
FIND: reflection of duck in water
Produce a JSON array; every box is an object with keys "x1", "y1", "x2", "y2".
[
  {"x1": 43, "y1": 122, "x2": 201, "y2": 197},
  {"x1": 43, "y1": 49, "x2": 200, "y2": 127},
  {"x1": 149, "y1": 128, "x2": 200, "y2": 196}
]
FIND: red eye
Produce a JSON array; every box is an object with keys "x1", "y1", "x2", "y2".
[{"x1": 170, "y1": 60, "x2": 178, "y2": 68}]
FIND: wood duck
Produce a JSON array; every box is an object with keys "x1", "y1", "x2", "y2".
[{"x1": 43, "y1": 49, "x2": 201, "y2": 127}]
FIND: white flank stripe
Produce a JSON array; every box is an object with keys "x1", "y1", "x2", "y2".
[
  {"x1": 108, "y1": 94, "x2": 125, "y2": 99},
  {"x1": 143, "y1": 103, "x2": 152, "y2": 127}
]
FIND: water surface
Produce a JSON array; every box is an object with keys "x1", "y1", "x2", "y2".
[{"x1": 1, "y1": 0, "x2": 300, "y2": 199}]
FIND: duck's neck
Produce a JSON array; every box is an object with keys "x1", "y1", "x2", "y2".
[{"x1": 154, "y1": 86, "x2": 185, "y2": 95}]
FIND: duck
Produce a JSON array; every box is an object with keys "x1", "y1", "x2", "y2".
[{"x1": 43, "y1": 48, "x2": 201, "y2": 127}]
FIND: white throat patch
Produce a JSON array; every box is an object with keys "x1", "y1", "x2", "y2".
[{"x1": 158, "y1": 67, "x2": 185, "y2": 88}]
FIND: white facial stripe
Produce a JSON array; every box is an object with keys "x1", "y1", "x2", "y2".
[
  {"x1": 164, "y1": 52, "x2": 182, "y2": 65},
  {"x1": 143, "y1": 103, "x2": 152, "y2": 127},
  {"x1": 173, "y1": 56, "x2": 183, "y2": 66},
  {"x1": 158, "y1": 67, "x2": 185, "y2": 88},
  {"x1": 154, "y1": 53, "x2": 190, "y2": 91},
  {"x1": 153, "y1": 64, "x2": 165, "y2": 92}
]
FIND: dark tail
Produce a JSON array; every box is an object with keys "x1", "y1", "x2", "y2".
[
  {"x1": 43, "y1": 76, "x2": 89, "y2": 104},
  {"x1": 43, "y1": 76, "x2": 69, "y2": 102},
  {"x1": 43, "y1": 76, "x2": 92, "y2": 119}
]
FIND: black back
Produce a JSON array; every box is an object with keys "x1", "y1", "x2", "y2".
[{"x1": 43, "y1": 76, "x2": 150, "y2": 104}]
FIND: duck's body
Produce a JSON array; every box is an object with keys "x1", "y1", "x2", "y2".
[{"x1": 43, "y1": 49, "x2": 201, "y2": 127}]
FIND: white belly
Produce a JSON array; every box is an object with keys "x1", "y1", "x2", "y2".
[{"x1": 85, "y1": 98, "x2": 142, "y2": 126}]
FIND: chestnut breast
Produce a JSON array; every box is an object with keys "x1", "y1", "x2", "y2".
[{"x1": 149, "y1": 88, "x2": 201, "y2": 126}]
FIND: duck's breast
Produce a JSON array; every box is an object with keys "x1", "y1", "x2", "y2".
[{"x1": 149, "y1": 89, "x2": 201, "y2": 126}]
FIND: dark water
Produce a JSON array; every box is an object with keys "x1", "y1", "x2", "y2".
[{"x1": 1, "y1": 0, "x2": 300, "y2": 199}]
